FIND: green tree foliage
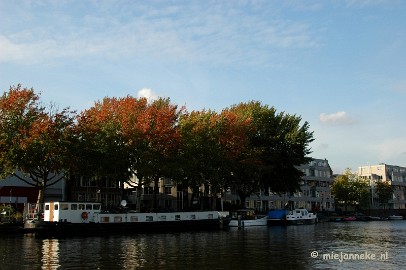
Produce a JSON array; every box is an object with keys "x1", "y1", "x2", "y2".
[
  {"x1": 224, "y1": 101, "x2": 314, "y2": 206},
  {"x1": 177, "y1": 101, "x2": 314, "y2": 209},
  {"x1": 177, "y1": 110, "x2": 223, "y2": 209},
  {"x1": 375, "y1": 181, "x2": 393, "y2": 209},
  {"x1": 0, "y1": 85, "x2": 75, "y2": 203},
  {"x1": 331, "y1": 169, "x2": 369, "y2": 211}
]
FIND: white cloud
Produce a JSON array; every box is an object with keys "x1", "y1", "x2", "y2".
[
  {"x1": 319, "y1": 111, "x2": 355, "y2": 125},
  {"x1": 0, "y1": 2, "x2": 319, "y2": 67},
  {"x1": 137, "y1": 88, "x2": 158, "y2": 101}
]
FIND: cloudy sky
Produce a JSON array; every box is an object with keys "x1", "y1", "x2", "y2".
[{"x1": 1, "y1": 0, "x2": 405, "y2": 174}]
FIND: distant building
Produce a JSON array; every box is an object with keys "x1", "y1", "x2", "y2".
[
  {"x1": 0, "y1": 172, "x2": 65, "y2": 211},
  {"x1": 224, "y1": 158, "x2": 335, "y2": 212},
  {"x1": 124, "y1": 176, "x2": 198, "y2": 212},
  {"x1": 358, "y1": 164, "x2": 406, "y2": 209},
  {"x1": 66, "y1": 175, "x2": 122, "y2": 208}
]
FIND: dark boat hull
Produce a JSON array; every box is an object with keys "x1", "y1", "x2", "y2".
[
  {"x1": 29, "y1": 219, "x2": 227, "y2": 237},
  {"x1": 267, "y1": 219, "x2": 288, "y2": 226}
]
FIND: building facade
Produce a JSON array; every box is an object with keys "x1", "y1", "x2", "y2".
[
  {"x1": 224, "y1": 158, "x2": 335, "y2": 212},
  {"x1": 358, "y1": 164, "x2": 406, "y2": 209},
  {"x1": 0, "y1": 172, "x2": 65, "y2": 212}
]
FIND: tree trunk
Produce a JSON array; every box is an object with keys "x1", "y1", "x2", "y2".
[
  {"x1": 152, "y1": 176, "x2": 159, "y2": 211},
  {"x1": 136, "y1": 185, "x2": 142, "y2": 212}
]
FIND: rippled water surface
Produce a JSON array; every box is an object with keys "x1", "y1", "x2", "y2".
[{"x1": 0, "y1": 221, "x2": 405, "y2": 270}]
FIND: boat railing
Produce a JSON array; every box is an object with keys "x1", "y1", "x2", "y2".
[{"x1": 23, "y1": 203, "x2": 43, "y2": 221}]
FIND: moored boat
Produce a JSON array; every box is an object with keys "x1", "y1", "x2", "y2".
[
  {"x1": 285, "y1": 208, "x2": 317, "y2": 225},
  {"x1": 388, "y1": 215, "x2": 403, "y2": 220},
  {"x1": 25, "y1": 201, "x2": 229, "y2": 237},
  {"x1": 228, "y1": 209, "x2": 267, "y2": 228},
  {"x1": 343, "y1": 216, "x2": 356, "y2": 221},
  {"x1": 266, "y1": 209, "x2": 288, "y2": 226}
]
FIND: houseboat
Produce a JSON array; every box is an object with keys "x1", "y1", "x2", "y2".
[{"x1": 25, "y1": 201, "x2": 229, "y2": 237}]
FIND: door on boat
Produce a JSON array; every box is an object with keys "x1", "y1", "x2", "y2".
[{"x1": 49, "y1": 202, "x2": 55, "y2": 222}]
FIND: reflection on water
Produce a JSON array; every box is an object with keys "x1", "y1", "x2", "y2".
[
  {"x1": 0, "y1": 221, "x2": 405, "y2": 270},
  {"x1": 41, "y1": 239, "x2": 60, "y2": 270}
]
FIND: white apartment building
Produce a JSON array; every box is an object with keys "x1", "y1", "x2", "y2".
[{"x1": 358, "y1": 164, "x2": 406, "y2": 209}]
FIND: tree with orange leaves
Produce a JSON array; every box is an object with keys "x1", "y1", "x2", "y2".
[
  {"x1": 72, "y1": 97, "x2": 132, "y2": 198},
  {"x1": 0, "y1": 85, "x2": 76, "y2": 203},
  {"x1": 73, "y1": 96, "x2": 182, "y2": 210}
]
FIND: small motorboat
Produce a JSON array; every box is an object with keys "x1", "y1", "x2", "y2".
[
  {"x1": 285, "y1": 208, "x2": 317, "y2": 225},
  {"x1": 388, "y1": 215, "x2": 403, "y2": 220},
  {"x1": 228, "y1": 209, "x2": 267, "y2": 228}
]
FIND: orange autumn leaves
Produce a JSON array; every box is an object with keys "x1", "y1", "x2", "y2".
[
  {"x1": 0, "y1": 85, "x2": 75, "y2": 184},
  {"x1": 77, "y1": 96, "x2": 183, "y2": 159},
  {"x1": 0, "y1": 85, "x2": 260, "y2": 175},
  {"x1": 1, "y1": 84, "x2": 314, "y2": 202}
]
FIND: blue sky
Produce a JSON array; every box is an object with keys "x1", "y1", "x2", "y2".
[{"x1": 1, "y1": 0, "x2": 405, "y2": 174}]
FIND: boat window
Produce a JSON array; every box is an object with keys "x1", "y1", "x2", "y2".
[
  {"x1": 160, "y1": 215, "x2": 166, "y2": 221},
  {"x1": 175, "y1": 215, "x2": 180, "y2": 221},
  {"x1": 146, "y1": 216, "x2": 153, "y2": 222},
  {"x1": 86, "y1": 204, "x2": 92, "y2": 210},
  {"x1": 93, "y1": 204, "x2": 100, "y2": 210},
  {"x1": 45, "y1": 205, "x2": 50, "y2": 210},
  {"x1": 208, "y1": 214, "x2": 213, "y2": 219},
  {"x1": 60, "y1": 204, "x2": 69, "y2": 210},
  {"x1": 190, "y1": 215, "x2": 196, "y2": 220},
  {"x1": 114, "y1": 216, "x2": 122, "y2": 222},
  {"x1": 130, "y1": 216, "x2": 138, "y2": 222},
  {"x1": 71, "y1": 204, "x2": 77, "y2": 210},
  {"x1": 100, "y1": 217, "x2": 109, "y2": 223},
  {"x1": 78, "y1": 204, "x2": 85, "y2": 210},
  {"x1": 55, "y1": 204, "x2": 59, "y2": 210}
]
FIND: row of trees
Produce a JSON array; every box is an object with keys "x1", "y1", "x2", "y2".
[
  {"x1": 331, "y1": 169, "x2": 394, "y2": 211},
  {"x1": 0, "y1": 85, "x2": 314, "y2": 209}
]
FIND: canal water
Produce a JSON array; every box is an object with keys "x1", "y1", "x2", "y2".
[{"x1": 0, "y1": 221, "x2": 405, "y2": 270}]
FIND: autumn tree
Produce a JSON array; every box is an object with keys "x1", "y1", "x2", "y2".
[
  {"x1": 74, "y1": 96, "x2": 182, "y2": 210},
  {"x1": 138, "y1": 98, "x2": 182, "y2": 210},
  {"x1": 0, "y1": 85, "x2": 75, "y2": 203},
  {"x1": 73, "y1": 97, "x2": 132, "y2": 202},
  {"x1": 216, "y1": 108, "x2": 256, "y2": 208}
]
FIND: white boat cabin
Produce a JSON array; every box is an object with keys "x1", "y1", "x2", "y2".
[
  {"x1": 44, "y1": 202, "x2": 102, "y2": 223},
  {"x1": 286, "y1": 208, "x2": 316, "y2": 220}
]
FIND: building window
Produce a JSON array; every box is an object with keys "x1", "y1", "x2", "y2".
[
  {"x1": 144, "y1": 187, "x2": 154, "y2": 195},
  {"x1": 165, "y1": 187, "x2": 172, "y2": 195}
]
